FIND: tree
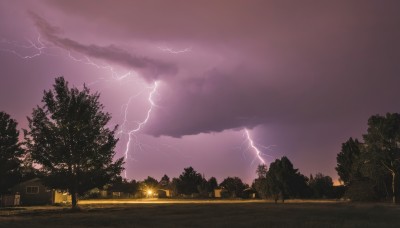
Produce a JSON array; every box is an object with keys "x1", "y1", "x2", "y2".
[
  {"x1": 207, "y1": 177, "x2": 218, "y2": 193},
  {"x1": 220, "y1": 177, "x2": 247, "y2": 198},
  {"x1": 160, "y1": 174, "x2": 170, "y2": 188},
  {"x1": 256, "y1": 164, "x2": 268, "y2": 179},
  {"x1": 109, "y1": 177, "x2": 138, "y2": 195},
  {"x1": 253, "y1": 164, "x2": 269, "y2": 199},
  {"x1": 309, "y1": 173, "x2": 333, "y2": 198},
  {"x1": 177, "y1": 167, "x2": 203, "y2": 195},
  {"x1": 170, "y1": 177, "x2": 180, "y2": 196},
  {"x1": 363, "y1": 113, "x2": 400, "y2": 204},
  {"x1": 336, "y1": 137, "x2": 361, "y2": 185},
  {"x1": 0, "y1": 111, "x2": 24, "y2": 193},
  {"x1": 24, "y1": 77, "x2": 124, "y2": 208},
  {"x1": 197, "y1": 177, "x2": 209, "y2": 197},
  {"x1": 265, "y1": 157, "x2": 309, "y2": 202},
  {"x1": 141, "y1": 176, "x2": 159, "y2": 190}
]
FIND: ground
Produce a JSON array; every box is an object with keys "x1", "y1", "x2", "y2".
[{"x1": 1, "y1": 199, "x2": 400, "y2": 227}]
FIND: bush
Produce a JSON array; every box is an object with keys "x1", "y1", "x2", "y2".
[{"x1": 345, "y1": 180, "x2": 377, "y2": 201}]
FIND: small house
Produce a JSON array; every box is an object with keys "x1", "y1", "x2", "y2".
[
  {"x1": 11, "y1": 178, "x2": 71, "y2": 205},
  {"x1": 214, "y1": 189, "x2": 222, "y2": 198},
  {"x1": 157, "y1": 189, "x2": 171, "y2": 198}
]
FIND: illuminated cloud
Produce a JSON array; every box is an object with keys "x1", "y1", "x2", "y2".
[
  {"x1": 2, "y1": 0, "x2": 400, "y2": 181},
  {"x1": 29, "y1": 12, "x2": 178, "y2": 82},
  {"x1": 30, "y1": 1, "x2": 400, "y2": 138}
]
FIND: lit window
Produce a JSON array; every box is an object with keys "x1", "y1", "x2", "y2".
[{"x1": 26, "y1": 186, "x2": 39, "y2": 194}]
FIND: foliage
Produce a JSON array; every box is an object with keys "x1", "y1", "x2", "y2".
[
  {"x1": 0, "y1": 111, "x2": 24, "y2": 193},
  {"x1": 160, "y1": 174, "x2": 170, "y2": 188},
  {"x1": 24, "y1": 77, "x2": 124, "y2": 207},
  {"x1": 264, "y1": 157, "x2": 309, "y2": 202},
  {"x1": 207, "y1": 177, "x2": 218, "y2": 193},
  {"x1": 220, "y1": 177, "x2": 247, "y2": 198},
  {"x1": 309, "y1": 173, "x2": 333, "y2": 198},
  {"x1": 170, "y1": 177, "x2": 180, "y2": 196},
  {"x1": 197, "y1": 177, "x2": 209, "y2": 197},
  {"x1": 176, "y1": 167, "x2": 203, "y2": 195},
  {"x1": 335, "y1": 113, "x2": 400, "y2": 202},
  {"x1": 345, "y1": 179, "x2": 378, "y2": 201},
  {"x1": 109, "y1": 177, "x2": 138, "y2": 194},
  {"x1": 139, "y1": 176, "x2": 159, "y2": 191},
  {"x1": 335, "y1": 137, "x2": 361, "y2": 185},
  {"x1": 253, "y1": 164, "x2": 269, "y2": 199},
  {"x1": 362, "y1": 113, "x2": 400, "y2": 203},
  {"x1": 256, "y1": 164, "x2": 267, "y2": 179}
]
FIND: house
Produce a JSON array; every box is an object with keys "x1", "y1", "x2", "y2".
[
  {"x1": 157, "y1": 189, "x2": 171, "y2": 198},
  {"x1": 11, "y1": 178, "x2": 71, "y2": 205},
  {"x1": 214, "y1": 189, "x2": 222, "y2": 198},
  {"x1": 243, "y1": 188, "x2": 257, "y2": 199}
]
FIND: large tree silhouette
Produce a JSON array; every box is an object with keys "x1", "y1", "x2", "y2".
[
  {"x1": 363, "y1": 113, "x2": 400, "y2": 204},
  {"x1": 0, "y1": 111, "x2": 24, "y2": 193},
  {"x1": 25, "y1": 77, "x2": 124, "y2": 208},
  {"x1": 177, "y1": 167, "x2": 203, "y2": 195},
  {"x1": 336, "y1": 137, "x2": 361, "y2": 185}
]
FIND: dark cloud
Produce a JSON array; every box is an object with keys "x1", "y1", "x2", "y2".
[
  {"x1": 41, "y1": 1, "x2": 400, "y2": 137},
  {"x1": 3, "y1": 0, "x2": 400, "y2": 181},
  {"x1": 29, "y1": 12, "x2": 178, "y2": 82},
  {"x1": 145, "y1": 68, "x2": 274, "y2": 137}
]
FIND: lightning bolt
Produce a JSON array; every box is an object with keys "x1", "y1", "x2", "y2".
[
  {"x1": 119, "y1": 81, "x2": 159, "y2": 177},
  {"x1": 1, "y1": 34, "x2": 159, "y2": 179},
  {"x1": 1, "y1": 34, "x2": 135, "y2": 82},
  {"x1": 0, "y1": 34, "x2": 53, "y2": 59},
  {"x1": 244, "y1": 129, "x2": 266, "y2": 165}
]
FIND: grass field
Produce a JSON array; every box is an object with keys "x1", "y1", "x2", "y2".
[{"x1": 1, "y1": 199, "x2": 400, "y2": 228}]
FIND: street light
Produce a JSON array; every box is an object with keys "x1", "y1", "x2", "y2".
[{"x1": 146, "y1": 189, "x2": 153, "y2": 197}]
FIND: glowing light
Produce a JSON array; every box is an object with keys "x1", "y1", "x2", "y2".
[
  {"x1": 244, "y1": 129, "x2": 266, "y2": 164},
  {"x1": 146, "y1": 189, "x2": 153, "y2": 196}
]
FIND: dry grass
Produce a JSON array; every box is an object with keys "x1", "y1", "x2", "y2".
[{"x1": 1, "y1": 199, "x2": 400, "y2": 228}]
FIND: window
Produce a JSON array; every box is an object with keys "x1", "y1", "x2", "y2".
[{"x1": 26, "y1": 186, "x2": 39, "y2": 194}]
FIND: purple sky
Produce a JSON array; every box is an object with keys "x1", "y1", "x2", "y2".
[{"x1": 1, "y1": 0, "x2": 400, "y2": 184}]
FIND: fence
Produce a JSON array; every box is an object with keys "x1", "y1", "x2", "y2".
[{"x1": 0, "y1": 194, "x2": 21, "y2": 207}]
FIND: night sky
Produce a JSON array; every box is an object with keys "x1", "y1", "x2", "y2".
[{"x1": 1, "y1": 0, "x2": 400, "y2": 184}]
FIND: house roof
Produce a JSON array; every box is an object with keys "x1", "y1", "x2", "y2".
[{"x1": 13, "y1": 178, "x2": 41, "y2": 186}]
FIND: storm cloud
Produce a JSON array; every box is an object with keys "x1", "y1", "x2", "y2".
[
  {"x1": 2, "y1": 0, "x2": 400, "y2": 181},
  {"x1": 30, "y1": 12, "x2": 178, "y2": 82},
  {"x1": 33, "y1": 1, "x2": 400, "y2": 137}
]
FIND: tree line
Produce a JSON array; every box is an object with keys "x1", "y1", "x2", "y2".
[
  {"x1": 336, "y1": 113, "x2": 400, "y2": 203},
  {"x1": 1, "y1": 77, "x2": 399, "y2": 208},
  {"x1": 94, "y1": 162, "x2": 339, "y2": 203}
]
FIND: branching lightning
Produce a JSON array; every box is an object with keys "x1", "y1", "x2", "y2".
[
  {"x1": 244, "y1": 129, "x2": 266, "y2": 165},
  {"x1": 1, "y1": 34, "x2": 134, "y2": 82},
  {"x1": 118, "y1": 81, "x2": 159, "y2": 177},
  {"x1": 0, "y1": 34, "x2": 50, "y2": 59},
  {"x1": 1, "y1": 34, "x2": 159, "y2": 178},
  {"x1": 3, "y1": 33, "x2": 271, "y2": 177}
]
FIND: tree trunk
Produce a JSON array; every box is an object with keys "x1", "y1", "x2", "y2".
[
  {"x1": 392, "y1": 172, "x2": 396, "y2": 204},
  {"x1": 71, "y1": 190, "x2": 77, "y2": 208},
  {"x1": 71, "y1": 174, "x2": 79, "y2": 209}
]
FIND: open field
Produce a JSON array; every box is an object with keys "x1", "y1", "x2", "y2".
[{"x1": 1, "y1": 199, "x2": 400, "y2": 228}]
